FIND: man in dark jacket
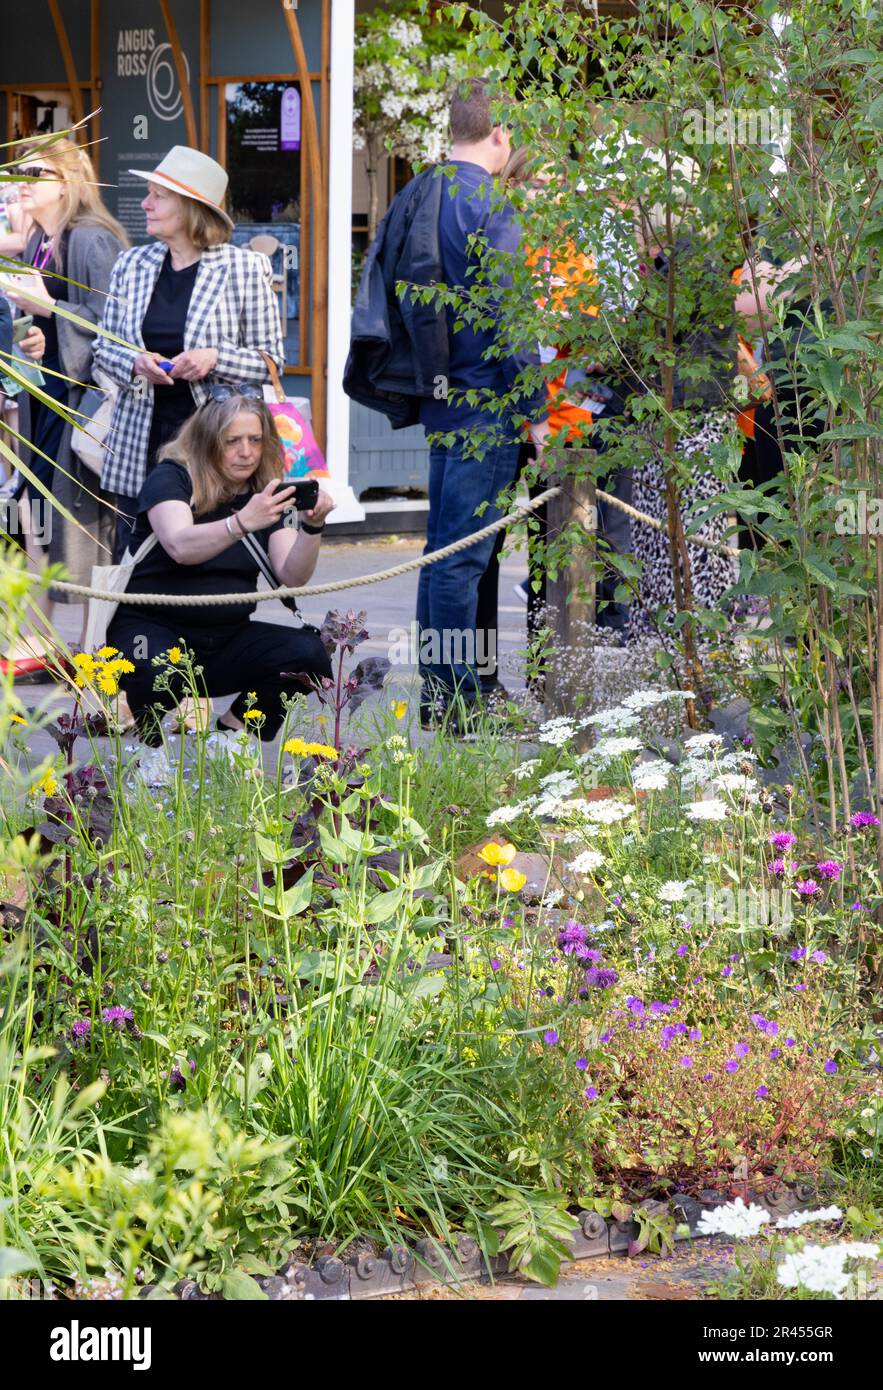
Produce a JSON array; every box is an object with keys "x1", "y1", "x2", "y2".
[{"x1": 347, "y1": 77, "x2": 541, "y2": 725}]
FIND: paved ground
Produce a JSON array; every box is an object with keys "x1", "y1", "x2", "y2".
[{"x1": 12, "y1": 535, "x2": 531, "y2": 769}]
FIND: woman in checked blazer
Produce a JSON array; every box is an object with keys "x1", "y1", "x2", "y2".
[{"x1": 94, "y1": 146, "x2": 284, "y2": 556}]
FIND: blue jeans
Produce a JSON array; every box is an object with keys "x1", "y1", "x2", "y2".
[{"x1": 416, "y1": 439, "x2": 520, "y2": 702}]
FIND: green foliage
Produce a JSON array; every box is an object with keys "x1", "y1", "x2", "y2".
[{"x1": 485, "y1": 1189, "x2": 577, "y2": 1286}]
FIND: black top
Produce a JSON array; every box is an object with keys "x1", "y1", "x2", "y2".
[
  {"x1": 118, "y1": 460, "x2": 292, "y2": 629},
  {"x1": 143, "y1": 253, "x2": 201, "y2": 464},
  {"x1": 33, "y1": 230, "x2": 69, "y2": 369}
]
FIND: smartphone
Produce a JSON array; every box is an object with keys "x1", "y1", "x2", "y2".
[
  {"x1": 12, "y1": 314, "x2": 33, "y2": 343},
  {"x1": 290, "y1": 478, "x2": 320, "y2": 512}
]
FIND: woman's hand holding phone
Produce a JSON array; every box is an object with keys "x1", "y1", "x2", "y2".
[{"x1": 238, "y1": 478, "x2": 296, "y2": 533}]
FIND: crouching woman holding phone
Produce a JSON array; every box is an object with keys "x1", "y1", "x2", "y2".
[{"x1": 107, "y1": 390, "x2": 334, "y2": 746}]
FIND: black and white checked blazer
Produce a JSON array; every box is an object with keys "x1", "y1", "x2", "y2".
[{"x1": 94, "y1": 241, "x2": 284, "y2": 498}]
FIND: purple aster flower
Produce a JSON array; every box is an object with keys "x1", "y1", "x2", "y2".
[
  {"x1": 670, "y1": 998, "x2": 681, "y2": 1008},
  {"x1": 576, "y1": 1058, "x2": 589, "y2": 1071},
  {"x1": 769, "y1": 1048, "x2": 781, "y2": 1059},
  {"x1": 679, "y1": 1055, "x2": 693, "y2": 1068},
  {"x1": 543, "y1": 1030, "x2": 559, "y2": 1046},
  {"x1": 755, "y1": 1085, "x2": 769, "y2": 1099},
  {"x1": 724, "y1": 1059, "x2": 739, "y2": 1073},
  {"x1": 816, "y1": 860, "x2": 841, "y2": 881},
  {"x1": 811, "y1": 950, "x2": 827, "y2": 964},
  {"x1": 102, "y1": 1005, "x2": 134, "y2": 1031},
  {"x1": 850, "y1": 812, "x2": 880, "y2": 830},
  {"x1": 721, "y1": 965, "x2": 732, "y2": 978},
  {"x1": 490, "y1": 958, "x2": 501, "y2": 971},
  {"x1": 790, "y1": 947, "x2": 806, "y2": 961},
  {"x1": 70, "y1": 1018, "x2": 91, "y2": 1043},
  {"x1": 676, "y1": 944, "x2": 689, "y2": 957},
  {"x1": 769, "y1": 831, "x2": 797, "y2": 851},
  {"x1": 784, "y1": 1037, "x2": 796, "y2": 1048},
  {"x1": 599, "y1": 1029, "x2": 613, "y2": 1044},
  {"x1": 823, "y1": 1059, "x2": 838, "y2": 1075},
  {"x1": 796, "y1": 880, "x2": 820, "y2": 897},
  {"x1": 584, "y1": 1086, "x2": 599, "y2": 1100},
  {"x1": 765, "y1": 1020, "x2": 779, "y2": 1036},
  {"x1": 734, "y1": 1042, "x2": 750, "y2": 1057},
  {"x1": 585, "y1": 966, "x2": 619, "y2": 989}
]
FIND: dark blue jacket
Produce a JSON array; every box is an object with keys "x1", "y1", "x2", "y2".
[{"x1": 344, "y1": 168, "x2": 448, "y2": 428}]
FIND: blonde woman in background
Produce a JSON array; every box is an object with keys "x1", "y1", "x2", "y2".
[{"x1": 3, "y1": 136, "x2": 128, "y2": 677}]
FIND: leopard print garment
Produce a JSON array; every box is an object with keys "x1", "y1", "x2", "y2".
[{"x1": 627, "y1": 411, "x2": 739, "y2": 644}]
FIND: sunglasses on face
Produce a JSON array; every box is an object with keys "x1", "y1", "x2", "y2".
[
  {"x1": 16, "y1": 165, "x2": 55, "y2": 181},
  {"x1": 205, "y1": 383, "x2": 264, "y2": 403}
]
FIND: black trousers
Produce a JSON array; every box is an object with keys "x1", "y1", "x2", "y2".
[{"x1": 106, "y1": 613, "x2": 332, "y2": 746}]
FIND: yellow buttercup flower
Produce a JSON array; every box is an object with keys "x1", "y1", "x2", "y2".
[
  {"x1": 499, "y1": 867, "x2": 527, "y2": 893},
  {"x1": 392, "y1": 700, "x2": 408, "y2": 720},
  {"x1": 167, "y1": 647, "x2": 182, "y2": 665},
  {"x1": 478, "y1": 842, "x2": 517, "y2": 868},
  {"x1": 96, "y1": 645, "x2": 119, "y2": 659},
  {"x1": 244, "y1": 709, "x2": 264, "y2": 721}
]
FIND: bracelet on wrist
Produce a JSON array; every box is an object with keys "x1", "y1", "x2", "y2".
[
  {"x1": 232, "y1": 511, "x2": 248, "y2": 536},
  {"x1": 224, "y1": 515, "x2": 237, "y2": 538},
  {"x1": 300, "y1": 520, "x2": 325, "y2": 535}
]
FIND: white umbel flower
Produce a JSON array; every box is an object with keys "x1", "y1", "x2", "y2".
[
  {"x1": 486, "y1": 802, "x2": 531, "y2": 828},
  {"x1": 538, "y1": 717, "x2": 577, "y2": 747},
  {"x1": 591, "y1": 736, "x2": 643, "y2": 760},
  {"x1": 632, "y1": 759, "x2": 672, "y2": 792},
  {"x1": 684, "y1": 798, "x2": 728, "y2": 822},
  {"x1": 774, "y1": 1205, "x2": 843, "y2": 1230},
  {"x1": 777, "y1": 1242, "x2": 880, "y2": 1298},
  {"x1": 657, "y1": 879, "x2": 694, "y2": 903},
  {"x1": 512, "y1": 759, "x2": 540, "y2": 782},
  {"x1": 567, "y1": 849, "x2": 605, "y2": 874},
  {"x1": 696, "y1": 1199, "x2": 771, "y2": 1239}
]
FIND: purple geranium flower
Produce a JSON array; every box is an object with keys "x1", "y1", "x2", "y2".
[
  {"x1": 676, "y1": 944, "x2": 689, "y2": 957},
  {"x1": 724, "y1": 1059, "x2": 739, "y2": 1074},
  {"x1": 851, "y1": 900, "x2": 864, "y2": 912},
  {"x1": 490, "y1": 958, "x2": 501, "y2": 971},
  {"x1": 823, "y1": 1059, "x2": 838, "y2": 1075},
  {"x1": 721, "y1": 965, "x2": 732, "y2": 978},
  {"x1": 816, "y1": 860, "x2": 841, "y2": 881},
  {"x1": 769, "y1": 831, "x2": 797, "y2": 851},
  {"x1": 584, "y1": 1086, "x2": 599, "y2": 1100},
  {"x1": 785, "y1": 1037, "x2": 796, "y2": 1048},
  {"x1": 543, "y1": 1030, "x2": 559, "y2": 1046},
  {"x1": 811, "y1": 950, "x2": 827, "y2": 964},
  {"x1": 626, "y1": 996, "x2": 645, "y2": 1018},
  {"x1": 790, "y1": 947, "x2": 806, "y2": 961},
  {"x1": 793, "y1": 982, "x2": 807, "y2": 992},
  {"x1": 750, "y1": 1012, "x2": 768, "y2": 1030},
  {"x1": 679, "y1": 1055, "x2": 693, "y2": 1068},
  {"x1": 769, "y1": 1047, "x2": 782, "y2": 1059},
  {"x1": 576, "y1": 1058, "x2": 589, "y2": 1071},
  {"x1": 599, "y1": 1029, "x2": 613, "y2": 1044},
  {"x1": 850, "y1": 812, "x2": 880, "y2": 830},
  {"x1": 734, "y1": 1042, "x2": 750, "y2": 1057},
  {"x1": 755, "y1": 1085, "x2": 769, "y2": 1099},
  {"x1": 689, "y1": 1028, "x2": 702, "y2": 1042}
]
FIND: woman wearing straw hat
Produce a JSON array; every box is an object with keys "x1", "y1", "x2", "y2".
[{"x1": 93, "y1": 146, "x2": 284, "y2": 559}]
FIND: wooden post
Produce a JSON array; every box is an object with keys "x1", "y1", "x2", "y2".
[{"x1": 544, "y1": 448, "x2": 597, "y2": 719}]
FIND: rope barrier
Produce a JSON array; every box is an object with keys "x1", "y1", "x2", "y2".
[{"x1": 45, "y1": 483, "x2": 740, "y2": 608}]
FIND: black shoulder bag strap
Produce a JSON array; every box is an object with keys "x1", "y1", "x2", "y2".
[{"x1": 238, "y1": 527, "x2": 300, "y2": 620}]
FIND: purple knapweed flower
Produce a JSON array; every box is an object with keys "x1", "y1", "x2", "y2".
[
  {"x1": 169, "y1": 1059, "x2": 196, "y2": 1090},
  {"x1": 558, "y1": 921, "x2": 589, "y2": 954},
  {"x1": 769, "y1": 831, "x2": 797, "y2": 851},
  {"x1": 102, "y1": 1006, "x2": 134, "y2": 1031},
  {"x1": 823, "y1": 1059, "x2": 838, "y2": 1075},
  {"x1": 585, "y1": 967, "x2": 619, "y2": 989},
  {"x1": 816, "y1": 860, "x2": 841, "y2": 881},
  {"x1": 583, "y1": 948, "x2": 603, "y2": 964},
  {"x1": 850, "y1": 812, "x2": 880, "y2": 830},
  {"x1": 543, "y1": 1030, "x2": 559, "y2": 1046},
  {"x1": 796, "y1": 880, "x2": 820, "y2": 897},
  {"x1": 70, "y1": 1018, "x2": 91, "y2": 1043}
]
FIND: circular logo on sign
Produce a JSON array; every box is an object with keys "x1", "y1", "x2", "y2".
[{"x1": 147, "y1": 43, "x2": 190, "y2": 122}]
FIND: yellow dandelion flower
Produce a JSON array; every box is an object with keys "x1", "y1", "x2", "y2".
[
  {"x1": 106, "y1": 658, "x2": 135, "y2": 676},
  {"x1": 283, "y1": 737, "x2": 310, "y2": 756},
  {"x1": 499, "y1": 867, "x2": 527, "y2": 893},
  {"x1": 244, "y1": 709, "x2": 264, "y2": 721},
  {"x1": 96, "y1": 645, "x2": 119, "y2": 659},
  {"x1": 31, "y1": 768, "x2": 58, "y2": 797},
  {"x1": 306, "y1": 741, "x2": 338, "y2": 759},
  {"x1": 392, "y1": 700, "x2": 408, "y2": 720},
  {"x1": 10, "y1": 714, "x2": 27, "y2": 727},
  {"x1": 477, "y1": 841, "x2": 517, "y2": 868},
  {"x1": 167, "y1": 647, "x2": 182, "y2": 665},
  {"x1": 73, "y1": 652, "x2": 96, "y2": 674},
  {"x1": 96, "y1": 672, "x2": 118, "y2": 696}
]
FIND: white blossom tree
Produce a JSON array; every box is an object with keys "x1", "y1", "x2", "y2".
[{"x1": 353, "y1": 7, "x2": 470, "y2": 242}]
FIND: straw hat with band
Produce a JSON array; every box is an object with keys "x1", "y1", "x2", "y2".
[{"x1": 128, "y1": 146, "x2": 234, "y2": 230}]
